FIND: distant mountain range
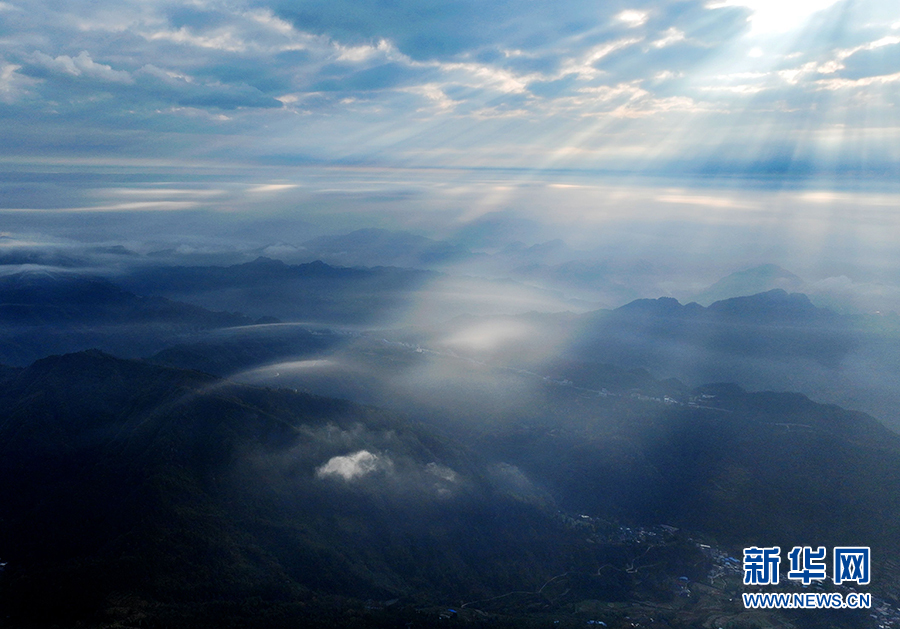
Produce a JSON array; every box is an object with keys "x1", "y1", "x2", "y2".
[
  {"x1": 296, "y1": 228, "x2": 476, "y2": 268},
  {"x1": 285, "y1": 230, "x2": 882, "y2": 314},
  {"x1": 284, "y1": 229, "x2": 899, "y2": 315},
  {"x1": 379, "y1": 288, "x2": 900, "y2": 431},
  {"x1": 0, "y1": 271, "x2": 257, "y2": 327},
  {"x1": 690, "y1": 264, "x2": 805, "y2": 306},
  {"x1": 4, "y1": 224, "x2": 893, "y2": 315},
  {"x1": 4, "y1": 263, "x2": 900, "y2": 430},
  {"x1": 116, "y1": 256, "x2": 592, "y2": 324},
  {"x1": 569, "y1": 289, "x2": 860, "y2": 388},
  {"x1": 0, "y1": 271, "x2": 264, "y2": 365}
]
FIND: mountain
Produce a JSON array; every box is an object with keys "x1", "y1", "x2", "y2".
[
  {"x1": 288, "y1": 229, "x2": 650, "y2": 306},
  {"x1": 0, "y1": 271, "x2": 263, "y2": 365},
  {"x1": 147, "y1": 323, "x2": 343, "y2": 377},
  {"x1": 446, "y1": 212, "x2": 549, "y2": 250},
  {"x1": 617, "y1": 289, "x2": 835, "y2": 325},
  {"x1": 375, "y1": 290, "x2": 900, "y2": 430},
  {"x1": 706, "y1": 288, "x2": 834, "y2": 323},
  {"x1": 297, "y1": 228, "x2": 476, "y2": 269},
  {"x1": 509, "y1": 258, "x2": 648, "y2": 305},
  {"x1": 0, "y1": 351, "x2": 626, "y2": 627},
  {"x1": 0, "y1": 270, "x2": 254, "y2": 327},
  {"x1": 2, "y1": 351, "x2": 899, "y2": 628},
  {"x1": 692, "y1": 264, "x2": 805, "y2": 306},
  {"x1": 116, "y1": 257, "x2": 436, "y2": 324},
  {"x1": 570, "y1": 290, "x2": 852, "y2": 377},
  {"x1": 3, "y1": 350, "x2": 899, "y2": 627},
  {"x1": 117, "y1": 257, "x2": 593, "y2": 326}
]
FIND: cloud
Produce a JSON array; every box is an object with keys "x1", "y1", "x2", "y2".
[
  {"x1": 487, "y1": 463, "x2": 553, "y2": 505},
  {"x1": 316, "y1": 449, "x2": 386, "y2": 480},
  {"x1": 31, "y1": 51, "x2": 133, "y2": 83},
  {"x1": 145, "y1": 26, "x2": 248, "y2": 52},
  {"x1": 0, "y1": 0, "x2": 894, "y2": 177},
  {"x1": 617, "y1": 10, "x2": 649, "y2": 28},
  {"x1": 815, "y1": 70, "x2": 900, "y2": 90},
  {"x1": 425, "y1": 462, "x2": 458, "y2": 483},
  {"x1": 0, "y1": 61, "x2": 36, "y2": 102},
  {"x1": 651, "y1": 27, "x2": 687, "y2": 48},
  {"x1": 308, "y1": 439, "x2": 460, "y2": 497}
]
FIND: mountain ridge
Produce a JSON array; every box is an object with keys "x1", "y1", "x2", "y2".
[
  {"x1": 691, "y1": 263, "x2": 806, "y2": 306},
  {"x1": 614, "y1": 288, "x2": 837, "y2": 325}
]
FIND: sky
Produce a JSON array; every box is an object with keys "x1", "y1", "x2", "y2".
[
  {"x1": 2, "y1": 0, "x2": 900, "y2": 306},
  {"x1": 1, "y1": 0, "x2": 898, "y2": 172}
]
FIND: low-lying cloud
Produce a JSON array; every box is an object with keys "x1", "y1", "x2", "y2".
[{"x1": 316, "y1": 449, "x2": 387, "y2": 480}]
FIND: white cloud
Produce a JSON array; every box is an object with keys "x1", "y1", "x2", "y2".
[
  {"x1": 139, "y1": 64, "x2": 195, "y2": 84},
  {"x1": 145, "y1": 26, "x2": 247, "y2": 52},
  {"x1": 437, "y1": 60, "x2": 534, "y2": 94},
  {"x1": 612, "y1": 95, "x2": 711, "y2": 117},
  {"x1": 701, "y1": 83, "x2": 767, "y2": 94},
  {"x1": 402, "y1": 83, "x2": 457, "y2": 112},
  {"x1": 651, "y1": 27, "x2": 686, "y2": 48},
  {"x1": 617, "y1": 10, "x2": 649, "y2": 28},
  {"x1": 335, "y1": 39, "x2": 395, "y2": 62},
  {"x1": 561, "y1": 37, "x2": 644, "y2": 80},
  {"x1": 654, "y1": 70, "x2": 684, "y2": 80},
  {"x1": 6, "y1": 201, "x2": 202, "y2": 213},
  {"x1": 244, "y1": 9, "x2": 295, "y2": 35},
  {"x1": 31, "y1": 51, "x2": 133, "y2": 83},
  {"x1": 815, "y1": 71, "x2": 900, "y2": 90},
  {"x1": 577, "y1": 81, "x2": 647, "y2": 103},
  {"x1": 656, "y1": 191, "x2": 754, "y2": 208},
  {"x1": 816, "y1": 60, "x2": 843, "y2": 74},
  {"x1": 316, "y1": 450, "x2": 385, "y2": 480},
  {"x1": 425, "y1": 462, "x2": 458, "y2": 483},
  {"x1": 247, "y1": 184, "x2": 299, "y2": 193},
  {"x1": 832, "y1": 35, "x2": 900, "y2": 62},
  {"x1": 778, "y1": 61, "x2": 818, "y2": 84},
  {"x1": 0, "y1": 62, "x2": 36, "y2": 102}
]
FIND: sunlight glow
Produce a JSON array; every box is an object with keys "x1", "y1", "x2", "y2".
[{"x1": 709, "y1": 0, "x2": 841, "y2": 33}]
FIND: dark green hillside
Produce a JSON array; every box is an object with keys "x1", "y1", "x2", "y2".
[
  {"x1": 0, "y1": 351, "x2": 616, "y2": 627},
  {"x1": 481, "y1": 381, "x2": 900, "y2": 553}
]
